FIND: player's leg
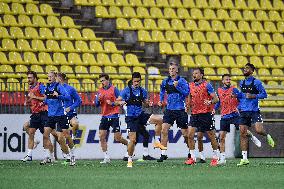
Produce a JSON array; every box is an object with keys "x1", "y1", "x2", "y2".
[
  {"x1": 59, "y1": 116, "x2": 74, "y2": 165},
  {"x1": 127, "y1": 131, "x2": 136, "y2": 168},
  {"x1": 41, "y1": 126, "x2": 54, "y2": 165},
  {"x1": 136, "y1": 125, "x2": 156, "y2": 161},
  {"x1": 98, "y1": 118, "x2": 111, "y2": 163},
  {"x1": 218, "y1": 118, "x2": 230, "y2": 165},
  {"x1": 70, "y1": 116, "x2": 79, "y2": 139},
  {"x1": 22, "y1": 127, "x2": 36, "y2": 162},
  {"x1": 23, "y1": 120, "x2": 40, "y2": 149},
  {"x1": 148, "y1": 114, "x2": 163, "y2": 148},
  {"x1": 197, "y1": 131, "x2": 206, "y2": 163},
  {"x1": 246, "y1": 130, "x2": 261, "y2": 147},
  {"x1": 185, "y1": 126, "x2": 197, "y2": 165},
  {"x1": 238, "y1": 112, "x2": 251, "y2": 166},
  {"x1": 206, "y1": 130, "x2": 219, "y2": 166},
  {"x1": 112, "y1": 118, "x2": 128, "y2": 146}
]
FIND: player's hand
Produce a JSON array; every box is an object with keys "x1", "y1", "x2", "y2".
[
  {"x1": 65, "y1": 107, "x2": 71, "y2": 113},
  {"x1": 145, "y1": 99, "x2": 153, "y2": 107},
  {"x1": 173, "y1": 80, "x2": 178, "y2": 87},
  {"x1": 106, "y1": 100, "x2": 112, "y2": 105},
  {"x1": 157, "y1": 101, "x2": 163, "y2": 107},
  {"x1": 53, "y1": 91, "x2": 59, "y2": 97},
  {"x1": 212, "y1": 109, "x2": 216, "y2": 115},
  {"x1": 204, "y1": 99, "x2": 212, "y2": 105},
  {"x1": 246, "y1": 93, "x2": 256, "y2": 99},
  {"x1": 118, "y1": 101, "x2": 126, "y2": 106}
]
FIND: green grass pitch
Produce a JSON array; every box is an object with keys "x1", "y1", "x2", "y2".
[{"x1": 0, "y1": 158, "x2": 284, "y2": 189}]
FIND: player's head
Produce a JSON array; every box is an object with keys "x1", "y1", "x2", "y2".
[
  {"x1": 168, "y1": 61, "x2": 179, "y2": 77},
  {"x1": 192, "y1": 68, "x2": 204, "y2": 82},
  {"x1": 222, "y1": 74, "x2": 231, "y2": 87},
  {"x1": 243, "y1": 63, "x2": 255, "y2": 77},
  {"x1": 56, "y1": 72, "x2": 67, "y2": 83},
  {"x1": 132, "y1": 72, "x2": 141, "y2": 88},
  {"x1": 26, "y1": 71, "x2": 38, "y2": 85},
  {"x1": 99, "y1": 73, "x2": 110, "y2": 88},
  {"x1": 48, "y1": 71, "x2": 57, "y2": 83}
]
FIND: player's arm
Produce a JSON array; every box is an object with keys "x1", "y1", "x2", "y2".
[
  {"x1": 158, "y1": 79, "x2": 166, "y2": 106},
  {"x1": 114, "y1": 88, "x2": 127, "y2": 106},
  {"x1": 214, "y1": 92, "x2": 220, "y2": 111},
  {"x1": 56, "y1": 85, "x2": 71, "y2": 101},
  {"x1": 106, "y1": 87, "x2": 121, "y2": 107},
  {"x1": 94, "y1": 92, "x2": 101, "y2": 107},
  {"x1": 69, "y1": 88, "x2": 82, "y2": 111},
  {"x1": 175, "y1": 78, "x2": 190, "y2": 97},
  {"x1": 142, "y1": 88, "x2": 152, "y2": 107},
  {"x1": 204, "y1": 83, "x2": 219, "y2": 105}
]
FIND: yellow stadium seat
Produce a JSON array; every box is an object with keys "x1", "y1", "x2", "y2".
[
  {"x1": 173, "y1": 43, "x2": 187, "y2": 54},
  {"x1": 68, "y1": 53, "x2": 83, "y2": 65},
  {"x1": 185, "y1": 19, "x2": 198, "y2": 31},
  {"x1": 75, "y1": 65, "x2": 89, "y2": 78},
  {"x1": 112, "y1": 79, "x2": 125, "y2": 90},
  {"x1": 133, "y1": 66, "x2": 146, "y2": 76},
  {"x1": 209, "y1": 0, "x2": 222, "y2": 8},
  {"x1": 231, "y1": 67, "x2": 243, "y2": 80},
  {"x1": 256, "y1": 10, "x2": 268, "y2": 20},
  {"x1": 250, "y1": 56, "x2": 264, "y2": 68},
  {"x1": 0, "y1": 2, "x2": 11, "y2": 14},
  {"x1": 3, "y1": 14, "x2": 18, "y2": 26},
  {"x1": 25, "y1": 27, "x2": 39, "y2": 39},
  {"x1": 68, "y1": 78, "x2": 82, "y2": 91},
  {"x1": 216, "y1": 9, "x2": 230, "y2": 20},
  {"x1": 214, "y1": 43, "x2": 227, "y2": 55},
  {"x1": 169, "y1": 0, "x2": 183, "y2": 7},
  {"x1": 195, "y1": 55, "x2": 210, "y2": 67},
  {"x1": 26, "y1": 3, "x2": 40, "y2": 15},
  {"x1": 46, "y1": 40, "x2": 61, "y2": 52},
  {"x1": 68, "y1": 28, "x2": 83, "y2": 40},
  {"x1": 248, "y1": 0, "x2": 260, "y2": 9},
  {"x1": 179, "y1": 31, "x2": 192, "y2": 42},
  {"x1": 222, "y1": 55, "x2": 237, "y2": 68},
  {"x1": 196, "y1": 0, "x2": 208, "y2": 8},
  {"x1": 228, "y1": 44, "x2": 241, "y2": 55},
  {"x1": 164, "y1": 7, "x2": 178, "y2": 19},
  {"x1": 125, "y1": 53, "x2": 144, "y2": 67},
  {"x1": 236, "y1": 56, "x2": 248, "y2": 68},
  {"x1": 130, "y1": 18, "x2": 144, "y2": 30},
  {"x1": 82, "y1": 28, "x2": 102, "y2": 40},
  {"x1": 222, "y1": 0, "x2": 234, "y2": 8},
  {"x1": 158, "y1": 19, "x2": 171, "y2": 30},
  {"x1": 111, "y1": 54, "x2": 127, "y2": 66},
  {"x1": 30, "y1": 64, "x2": 44, "y2": 76},
  {"x1": 272, "y1": 33, "x2": 283, "y2": 44},
  {"x1": 60, "y1": 65, "x2": 75, "y2": 78},
  {"x1": 165, "y1": 31, "x2": 180, "y2": 42},
  {"x1": 104, "y1": 66, "x2": 118, "y2": 78},
  {"x1": 251, "y1": 21, "x2": 264, "y2": 32},
  {"x1": 53, "y1": 53, "x2": 68, "y2": 65},
  {"x1": 97, "y1": 53, "x2": 113, "y2": 66},
  {"x1": 204, "y1": 8, "x2": 217, "y2": 19},
  {"x1": 233, "y1": 32, "x2": 246, "y2": 43},
  {"x1": 0, "y1": 26, "x2": 10, "y2": 38},
  {"x1": 104, "y1": 41, "x2": 123, "y2": 53},
  {"x1": 2, "y1": 39, "x2": 17, "y2": 51},
  {"x1": 17, "y1": 39, "x2": 33, "y2": 51},
  {"x1": 39, "y1": 52, "x2": 54, "y2": 65},
  {"x1": 171, "y1": 19, "x2": 185, "y2": 30},
  {"x1": 75, "y1": 40, "x2": 90, "y2": 52},
  {"x1": 200, "y1": 43, "x2": 214, "y2": 55},
  {"x1": 260, "y1": 0, "x2": 273, "y2": 9},
  {"x1": 206, "y1": 32, "x2": 219, "y2": 43},
  {"x1": 61, "y1": 16, "x2": 80, "y2": 28},
  {"x1": 241, "y1": 44, "x2": 255, "y2": 56},
  {"x1": 136, "y1": 7, "x2": 150, "y2": 18},
  {"x1": 102, "y1": 0, "x2": 116, "y2": 6},
  {"x1": 116, "y1": 18, "x2": 131, "y2": 30},
  {"x1": 117, "y1": 0, "x2": 130, "y2": 6},
  {"x1": 96, "y1": 6, "x2": 109, "y2": 18},
  {"x1": 246, "y1": 32, "x2": 260, "y2": 44},
  {"x1": 181, "y1": 55, "x2": 196, "y2": 68},
  {"x1": 89, "y1": 41, "x2": 104, "y2": 52},
  {"x1": 198, "y1": 20, "x2": 211, "y2": 31},
  {"x1": 118, "y1": 66, "x2": 132, "y2": 79},
  {"x1": 0, "y1": 52, "x2": 9, "y2": 64},
  {"x1": 193, "y1": 31, "x2": 206, "y2": 42},
  {"x1": 148, "y1": 66, "x2": 163, "y2": 79},
  {"x1": 263, "y1": 56, "x2": 279, "y2": 69},
  {"x1": 191, "y1": 8, "x2": 203, "y2": 19},
  {"x1": 11, "y1": 3, "x2": 25, "y2": 15},
  {"x1": 269, "y1": 10, "x2": 281, "y2": 21},
  {"x1": 152, "y1": 30, "x2": 166, "y2": 42},
  {"x1": 18, "y1": 14, "x2": 33, "y2": 27},
  {"x1": 272, "y1": 69, "x2": 284, "y2": 81},
  {"x1": 15, "y1": 64, "x2": 28, "y2": 78},
  {"x1": 159, "y1": 42, "x2": 174, "y2": 54},
  {"x1": 32, "y1": 15, "x2": 46, "y2": 27},
  {"x1": 235, "y1": 0, "x2": 247, "y2": 9},
  {"x1": 40, "y1": 4, "x2": 58, "y2": 16},
  {"x1": 243, "y1": 10, "x2": 256, "y2": 20},
  {"x1": 81, "y1": 78, "x2": 95, "y2": 92},
  {"x1": 276, "y1": 57, "x2": 284, "y2": 68},
  {"x1": 109, "y1": 6, "x2": 123, "y2": 18},
  {"x1": 0, "y1": 65, "x2": 16, "y2": 78},
  {"x1": 264, "y1": 21, "x2": 277, "y2": 33},
  {"x1": 46, "y1": 65, "x2": 58, "y2": 73},
  {"x1": 6, "y1": 78, "x2": 21, "y2": 91},
  {"x1": 220, "y1": 32, "x2": 232, "y2": 43},
  {"x1": 268, "y1": 44, "x2": 282, "y2": 56},
  {"x1": 183, "y1": 0, "x2": 195, "y2": 8},
  {"x1": 143, "y1": 0, "x2": 156, "y2": 7},
  {"x1": 177, "y1": 8, "x2": 190, "y2": 19},
  {"x1": 273, "y1": 0, "x2": 284, "y2": 9},
  {"x1": 82, "y1": 53, "x2": 97, "y2": 65},
  {"x1": 238, "y1": 21, "x2": 251, "y2": 32},
  {"x1": 144, "y1": 18, "x2": 158, "y2": 30},
  {"x1": 39, "y1": 27, "x2": 54, "y2": 39},
  {"x1": 258, "y1": 68, "x2": 271, "y2": 80},
  {"x1": 209, "y1": 55, "x2": 223, "y2": 67},
  {"x1": 212, "y1": 20, "x2": 225, "y2": 32},
  {"x1": 156, "y1": 0, "x2": 169, "y2": 7},
  {"x1": 31, "y1": 39, "x2": 46, "y2": 52},
  {"x1": 90, "y1": 65, "x2": 102, "y2": 78},
  {"x1": 24, "y1": 52, "x2": 38, "y2": 64},
  {"x1": 47, "y1": 16, "x2": 61, "y2": 28},
  {"x1": 123, "y1": 6, "x2": 136, "y2": 18},
  {"x1": 204, "y1": 67, "x2": 218, "y2": 80},
  {"x1": 230, "y1": 9, "x2": 243, "y2": 20},
  {"x1": 217, "y1": 67, "x2": 229, "y2": 76},
  {"x1": 187, "y1": 43, "x2": 201, "y2": 54},
  {"x1": 224, "y1": 20, "x2": 238, "y2": 32},
  {"x1": 254, "y1": 44, "x2": 268, "y2": 56},
  {"x1": 8, "y1": 52, "x2": 24, "y2": 64},
  {"x1": 138, "y1": 30, "x2": 152, "y2": 42}
]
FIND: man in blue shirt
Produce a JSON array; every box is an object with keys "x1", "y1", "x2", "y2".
[
  {"x1": 116, "y1": 72, "x2": 153, "y2": 168},
  {"x1": 236, "y1": 63, "x2": 275, "y2": 166},
  {"x1": 57, "y1": 72, "x2": 82, "y2": 165},
  {"x1": 158, "y1": 62, "x2": 190, "y2": 162}
]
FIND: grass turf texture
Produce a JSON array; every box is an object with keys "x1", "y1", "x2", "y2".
[{"x1": 0, "y1": 158, "x2": 284, "y2": 189}]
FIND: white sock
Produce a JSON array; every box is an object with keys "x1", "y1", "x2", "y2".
[
  {"x1": 124, "y1": 151, "x2": 129, "y2": 158},
  {"x1": 49, "y1": 151, "x2": 54, "y2": 159},
  {"x1": 220, "y1": 152, "x2": 226, "y2": 160},
  {"x1": 128, "y1": 155, "x2": 133, "y2": 162},
  {"x1": 213, "y1": 149, "x2": 219, "y2": 159},
  {"x1": 70, "y1": 147, "x2": 75, "y2": 156},
  {"x1": 242, "y1": 151, "x2": 248, "y2": 160},
  {"x1": 104, "y1": 151, "x2": 109, "y2": 159},
  {"x1": 161, "y1": 150, "x2": 167, "y2": 156},
  {"x1": 190, "y1": 150, "x2": 196, "y2": 160},
  {"x1": 200, "y1": 151, "x2": 206, "y2": 160},
  {"x1": 44, "y1": 149, "x2": 50, "y2": 158},
  {"x1": 155, "y1": 136, "x2": 160, "y2": 142},
  {"x1": 66, "y1": 153, "x2": 71, "y2": 160},
  {"x1": 143, "y1": 147, "x2": 149, "y2": 156},
  {"x1": 27, "y1": 149, "x2": 32, "y2": 156}
]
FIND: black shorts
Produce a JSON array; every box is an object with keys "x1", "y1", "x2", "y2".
[
  {"x1": 220, "y1": 116, "x2": 240, "y2": 132},
  {"x1": 45, "y1": 115, "x2": 70, "y2": 132},
  {"x1": 125, "y1": 112, "x2": 151, "y2": 132},
  {"x1": 189, "y1": 113, "x2": 215, "y2": 132},
  {"x1": 30, "y1": 111, "x2": 48, "y2": 134},
  {"x1": 99, "y1": 117, "x2": 120, "y2": 133},
  {"x1": 163, "y1": 109, "x2": 188, "y2": 129},
  {"x1": 67, "y1": 113, "x2": 78, "y2": 127},
  {"x1": 239, "y1": 111, "x2": 263, "y2": 127}
]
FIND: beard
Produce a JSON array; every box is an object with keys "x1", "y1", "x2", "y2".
[{"x1": 243, "y1": 72, "x2": 250, "y2": 76}]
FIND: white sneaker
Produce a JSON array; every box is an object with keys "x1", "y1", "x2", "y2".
[
  {"x1": 22, "y1": 155, "x2": 32, "y2": 162},
  {"x1": 33, "y1": 139, "x2": 40, "y2": 149},
  {"x1": 251, "y1": 135, "x2": 262, "y2": 148},
  {"x1": 70, "y1": 156, "x2": 76, "y2": 166},
  {"x1": 40, "y1": 157, "x2": 52, "y2": 165},
  {"x1": 100, "y1": 158, "x2": 111, "y2": 164},
  {"x1": 218, "y1": 159, "x2": 226, "y2": 165}
]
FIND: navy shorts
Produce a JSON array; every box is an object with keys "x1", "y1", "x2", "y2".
[
  {"x1": 125, "y1": 112, "x2": 151, "y2": 132},
  {"x1": 189, "y1": 113, "x2": 215, "y2": 132},
  {"x1": 220, "y1": 116, "x2": 240, "y2": 132},
  {"x1": 163, "y1": 109, "x2": 188, "y2": 129},
  {"x1": 45, "y1": 115, "x2": 70, "y2": 132},
  {"x1": 30, "y1": 111, "x2": 48, "y2": 134},
  {"x1": 239, "y1": 111, "x2": 263, "y2": 127},
  {"x1": 67, "y1": 113, "x2": 77, "y2": 121},
  {"x1": 99, "y1": 117, "x2": 120, "y2": 133}
]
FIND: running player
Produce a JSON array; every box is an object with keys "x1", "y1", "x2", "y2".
[
  {"x1": 157, "y1": 62, "x2": 190, "y2": 162},
  {"x1": 236, "y1": 63, "x2": 275, "y2": 166},
  {"x1": 185, "y1": 68, "x2": 220, "y2": 166},
  {"x1": 213, "y1": 74, "x2": 261, "y2": 165},
  {"x1": 95, "y1": 74, "x2": 128, "y2": 164},
  {"x1": 56, "y1": 72, "x2": 81, "y2": 164}
]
